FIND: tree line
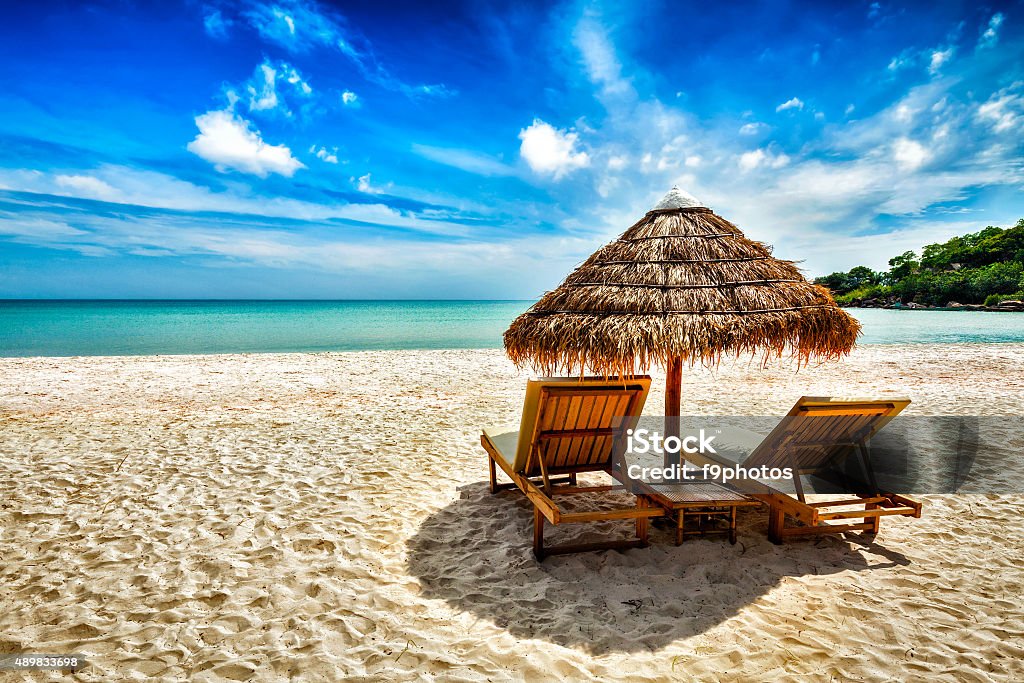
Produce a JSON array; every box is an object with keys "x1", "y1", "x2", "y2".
[{"x1": 814, "y1": 219, "x2": 1024, "y2": 307}]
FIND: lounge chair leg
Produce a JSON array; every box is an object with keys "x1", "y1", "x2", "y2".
[
  {"x1": 676, "y1": 510, "x2": 684, "y2": 546},
  {"x1": 488, "y1": 455, "x2": 498, "y2": 494},
  {"x1": 768, "y1": 506, "x2": 785, "y2": 545},
  {"x1": 866, "y1": 501, "x2": 880, "y2": 534},
  {"x1": 533, "y1": 507, "x2": 546, "y2": 561},
  {"x1": 636, "y1": 496, "x2": 649, "y2": 546},
  {"x1": 729, "y1": 506, "x2": 738, "y2": 545}
]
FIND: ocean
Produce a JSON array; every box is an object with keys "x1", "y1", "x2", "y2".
[{"x1": 1, "y1": 300, "x2": 1024, "y2": 357}]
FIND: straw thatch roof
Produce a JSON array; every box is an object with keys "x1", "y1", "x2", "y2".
[{"x1": 505, "y1": 188, "x2": 861, "y2": 376}]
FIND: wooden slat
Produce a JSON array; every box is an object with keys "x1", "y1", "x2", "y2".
[
  {"x1": 753, "y1": 494, "x2": 818, "y2": 525},
  {"x1": 583, "y1": 395, "x2": 609, "y2": 466},
  {"x1": 592, "y1": 393, "x2": 615, "y2": 463},
  {"x1": 602, "y1": 394, "x2": 629, "y2": 464},
  {"x1": 777, "y1": 522, "x2": 876, "y2": 536},
  {"x1": 798, "y1": 405, "x2": 893, "y2": 416},
  {"x1": 884, "y1": 493, "x2": 923, "y2": 517},
  {"x1": 566, "y1": 394, "x2": 588, "y2": 466},
  {"x1": 539, "y1": 427, "x2": 617, "y2": 439},
  {"x1": 807, "y1": 497, "x2": 888, "y2": 507},
  {"x1": 560, "y1": 508, "x2": 664, "y2": 523},
  {"x1": 549, "y1": 394, "x2": 570, "y2": 468},
  {"x1": 575, "y1": 394, "x2": 598, "y2": 467},
  {"x1": 818, "y1": 506, "x2": 917, "y2": 520}
]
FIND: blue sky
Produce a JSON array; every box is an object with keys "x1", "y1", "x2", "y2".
[{"x1": 1, "y1": 0, "x2": 1022, "y2": 298}]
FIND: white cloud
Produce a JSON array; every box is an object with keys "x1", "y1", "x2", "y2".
[
  {"x1": 606, "y1": 155, "x2": 628, "y2": 171},
  {"x1": 203, "y1": 9, "x2": 230, "y2": 38},
  {"x1": 894, "y1": 103, "x2": 915, "y2": 122},
  {"x1": 244, "y1": 60, "x2": 312, "y2": 114},
  {"x1": 0, "y1": 216, "x2": 87, "y2": 240},
  {"x1": 245, "y1": 2, "x2": 331, "y2": 52},
  {"x1": 0, "y1": 165, "x2": 473, "y2": 238},
  {"x1": 248, "y1": 63, "x2": 279, "y2": 111},
  {"x1": 0, "y1": 201, "x2": 600, "y2": 296},
  {"x1": 929, "y1": 47, "x2": 954, "y2": 74},
  {"x1": 776, "y1": 97, "x2": 804, "y2": 112},
  {"x1": 341, "y1": 90, "x2": 358, "y2": 106},
  {"x1": 738, "y1": 148, "x2": 790, "y2": 171},
  {"x1": 887, "y1": 50, "x2": 914, "y2": 72},
  {"x1": 976, "y1": 87, "x2": 1024, "y2": 132},
  {"x1": 979, "y1": 13, "x2": 1004, "y2": 49},
  {"x1": 411, "y1": 144, "x2": 516, "y2": 177},
  {"x1": 309, "y1": 145, "x2": 338, "y2": 164},
  {"x1": 572, "y1": 13, "x2": 633, "y2": 102},
  {"x1": 187, "y1": 109, "x2": 305, "y2": 178},
  {"x1": 684, "y1": 155, "x2": 702, "y2": 168},
  {"x1": 518, "y1": 119, "x2": 590, "y2": 179},
  {"x1": 892, "y1": 137, "x2": 929, "y2": 170},
  {"x1": 354, "y1": 173, "x2": 391, "y2": 194},
  {"x1": 739, "y1": 122, "x2": 767, "y2": 135},
  {"x1": 282, "y1": 64, "x2": 312, "y2": 96},
  {"x1": 243, "y1": 1, "x2": 449, "y2": 99},
  {"x1": 55, "y1": 175, "x2": 119, "y2": 201}
]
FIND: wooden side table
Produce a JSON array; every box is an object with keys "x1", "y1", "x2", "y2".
[{"x1": 639, "y1": 481, "x2": 763, "y2": 545}]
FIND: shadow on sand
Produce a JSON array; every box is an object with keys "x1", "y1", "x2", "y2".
[{"x1": 406, "y1": 481, "x2": 910, "y2": 654}]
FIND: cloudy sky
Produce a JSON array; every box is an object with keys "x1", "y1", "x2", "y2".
[{"x1": 1, "y1": 0, "x2": 1021, "y2": 298}]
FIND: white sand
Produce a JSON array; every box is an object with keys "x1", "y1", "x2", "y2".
[{"x1": 1, "y1": 345, "x2": 1023, "y2": 681}]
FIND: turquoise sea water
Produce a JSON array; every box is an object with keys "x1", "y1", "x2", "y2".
[{"x1": 1, "y1": 301, "x2": 1023, "y2": 357}]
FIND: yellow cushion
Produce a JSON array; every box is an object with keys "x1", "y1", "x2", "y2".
[{"x1": 482, "y1": 426, "x2": 519, "y2": 467}]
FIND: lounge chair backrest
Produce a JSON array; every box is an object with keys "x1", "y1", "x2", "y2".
[
  {"x1": 513, "y1": 376, "x2": 651, "y2": 476},
  {"x1": 744, "y1": 396, "x2": 911, "y2": 471}
]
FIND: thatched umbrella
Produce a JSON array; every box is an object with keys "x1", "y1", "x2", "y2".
[{"x1": 504, "y1": 187, "x2": 861, "y2": 431}]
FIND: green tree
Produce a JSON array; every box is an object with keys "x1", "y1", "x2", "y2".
[
  {"x1": 885, "y1": 251, "x2": 918, "y2": 285},
  {"x1": 814, "y1": 271, "x2": 852, "y2": 294},
  {"x1": 846, "y1": 266, "x2": 880, "y2": 289}
]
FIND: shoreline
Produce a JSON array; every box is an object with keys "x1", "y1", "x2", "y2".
[
  {"x1": 843, "y1": 304, "x2": 1024, "y2": 312},
  {"x1": 1, "y1": 337, "x2": 1024, "y2": 362}
]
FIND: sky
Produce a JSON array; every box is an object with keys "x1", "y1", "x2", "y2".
[{"x1": 0, "y1": 0, "x2": 1022, "y2": 299}]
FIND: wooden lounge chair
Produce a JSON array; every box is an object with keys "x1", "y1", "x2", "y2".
[
  {"x1": 481, "y1": 376, "x2": 663, "y2": 560},
  {"x1": 695, "y1": 397, "x2": 923, "y2": 543}
]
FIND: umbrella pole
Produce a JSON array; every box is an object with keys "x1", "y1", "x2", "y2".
[{"x1": 664, "y1": 356, "x2": 683, "y2": 471}]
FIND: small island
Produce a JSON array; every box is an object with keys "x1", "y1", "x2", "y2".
[{"x1": 815, "y1": 219, "x2": 1024, "y2": 311}]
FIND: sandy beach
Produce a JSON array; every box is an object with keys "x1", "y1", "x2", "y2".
[{"x1": 2, "y1": 344, "x2": 1024, "y2": 681}]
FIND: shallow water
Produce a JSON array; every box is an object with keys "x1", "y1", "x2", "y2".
[{"x1": 1, "y1": 300, "x2": 1022, "y2": 357}]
